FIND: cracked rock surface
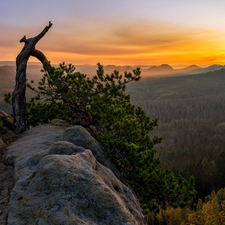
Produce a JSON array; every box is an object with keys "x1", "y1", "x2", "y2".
[
  {"x1": 0, "y1": 129, "x2": 20, "y2": 225},
  {"x1": 0, "y1": 163, "x2": 14, "y2": 225},
  {"x1": 4, "y1": 120, "x2": 146, "y2": 225}
]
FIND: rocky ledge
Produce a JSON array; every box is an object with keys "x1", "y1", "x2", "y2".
[{"x1": 3, "y1": 119, "x2": 147, "y2": 225}]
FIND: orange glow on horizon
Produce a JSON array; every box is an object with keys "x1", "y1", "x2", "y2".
[
  {"x1": 2, "y1": 1, "x2": 225, "y2": 70},
  {"x1": 27, "y1": 47, "x2": 225, "y2": 68},
  {"x1": 1, "y1": 47, "x2": 225, "y2": 69},
  {"x1": 1, "y1": 22, "x2": 225, "y2": 69}
]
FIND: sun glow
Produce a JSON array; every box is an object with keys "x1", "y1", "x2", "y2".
[{"x1": 1, "y1": 22, "x2": 225, "y2": 68}]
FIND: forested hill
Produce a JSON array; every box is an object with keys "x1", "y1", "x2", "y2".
[
  {"x1": 126, "y1": 68, "x2": 225, "y2": 200},
  {"x1": 127, "y1": 68, "x2": 225, "y2": 101}
]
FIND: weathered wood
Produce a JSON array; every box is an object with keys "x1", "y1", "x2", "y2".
[{"x1": 12, "y1": 22, "x2": 52, "y2": 134}]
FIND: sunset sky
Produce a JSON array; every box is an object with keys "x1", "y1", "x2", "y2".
[{"x1": 1, "y1": 0, "x2": 225, "y2": 68}]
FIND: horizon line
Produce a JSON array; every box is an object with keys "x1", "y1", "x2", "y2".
[{"x1": 0, "y1": 60, "x2": 224, "y2": 70}]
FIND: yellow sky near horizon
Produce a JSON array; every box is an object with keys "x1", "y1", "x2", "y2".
[
  {"x1": 1, "y1": 1, "x2": 225, "y2": 68},
  {"x1": 2, "y1": 23, "x2": 225, "y2": 69}
]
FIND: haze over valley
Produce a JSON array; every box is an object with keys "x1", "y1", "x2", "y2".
[{"x1": 1, "y1": 61, "x2": 224, "y2": 87}]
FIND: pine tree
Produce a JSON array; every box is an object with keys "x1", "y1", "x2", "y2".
[{"x1": 5, "y1": 61, "x2": 196, "y2": 213}]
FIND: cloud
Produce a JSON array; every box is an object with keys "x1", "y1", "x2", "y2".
[
  {"x1": 1, "y1": 20, "x2": 225, "y2": 66},
  {"x1": 36, "y1": 20, "x2": 224, "y2": 58}
]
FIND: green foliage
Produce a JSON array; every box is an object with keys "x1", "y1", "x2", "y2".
[
  {"x1": 5, "y1": 61, "x2": 196, "y2": 214},
  {"x1": 126, "y1": 72, "x2": 225, "y2": 202},
  {"x1": 4, "y1": 92, "x2": 12, "y2": 104},
  {"x1": 148, "y1": 206, "x2": 184, "y2": 225},
  {"x1": 145, "y1": 188, "x2": 225, "y2": 224},
  {"x1": 187, "y1": 188, "x2": 225, "y2": 224}
]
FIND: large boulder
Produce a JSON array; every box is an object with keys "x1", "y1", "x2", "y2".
[
  {"x1": 4, "y1": 120, "x2": 147, "y2": 225},
  {"x1": 0, "y1": 110, "x2": 14, "y2": 135},
  {"x1": 62, "y1": 126, "x2": 121, "y2": 180}
]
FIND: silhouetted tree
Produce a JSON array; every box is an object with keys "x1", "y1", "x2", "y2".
[{"x1": 12, "y1": 21, "x2": 52, "y2": 133}]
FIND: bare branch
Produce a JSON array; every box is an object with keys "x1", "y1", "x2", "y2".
[
  {"x1": 19, "y1": 36, "x2": 28, "y2": 44},
  {"x1": 31, "y1": 49, "x2": 48, "y2": 63},
  {"x1": 13, "y1": 22, "x2": 53, "y2": 133},
  {"x1": 17, "y1": 21, "x2": 52, "y2": 62},
  {"x1": 34, "y1": 21, "x2": 53, "y2": 43}
]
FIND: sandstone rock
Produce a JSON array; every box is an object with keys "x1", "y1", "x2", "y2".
[
  {"x1": 0, "y1": 110, "x2": 14, "y2": 135},
  {"x1": 63, "y1": 126, "x2": 121, "y2": 180},
  {"x1": 4, "y1": 122, "x2": 71, "y2": 181},
  {"x1": 4, "y1": 121, "x2": 147, "y2": 225},
  {"x1": 49, "y1": 119, "x2": 72, "y2": 127},
  {"x1": 0, "y1": 163, "x2": 14, "y2": 225},
  {"x1": 7, "y1": 150, "x2": 146, "y2": 225}
]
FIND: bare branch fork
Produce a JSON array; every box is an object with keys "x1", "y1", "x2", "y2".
[{"x1": 12, "y1": 21, "x2": 52, "y2": 134}]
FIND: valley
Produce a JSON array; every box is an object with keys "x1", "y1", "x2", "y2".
[{"x1": 1, "y1": 61, "x2": 225, "y2": 200}]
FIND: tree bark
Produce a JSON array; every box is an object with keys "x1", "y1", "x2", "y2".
[{"x1": 12, "y1": 21, "x2": 52, "y2": 134}]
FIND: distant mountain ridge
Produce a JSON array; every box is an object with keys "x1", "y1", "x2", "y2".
[
  {"x1": 143, "y1": 64, "x2": 174, "y2": 76},
  {"x1": 1, "y1": 62, "x2": 225, "y2": 115},
  {"x1": 178, "y1": 65, "x2": 202, "y2": 71},
  {"x1": 0, "y1": 62, "x2": 224, "y2": 83},
  {"x1": 141, "y1": 64, "x2": 225, "y2": 77}
]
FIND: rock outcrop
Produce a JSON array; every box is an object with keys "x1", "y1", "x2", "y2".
[
  {"x1": 0, "y1": 111, "x2": 18, "y2": 225},
  {"x1": 0, "y1": 110, "x2": 14, "y2": 135},
  {"x1": 62, "y1": 126, "x2": 121, "y2": 180},
  {"x1": 4, "y1": 119, "x2": 147, "y2": 225},
  {"x1": 0, "y1": 163, "x2": 14, "y2": 225}
]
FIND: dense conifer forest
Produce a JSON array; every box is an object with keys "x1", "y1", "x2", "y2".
[{"x1": 126, "y1": 68, "x2": 225, "y2": 201}]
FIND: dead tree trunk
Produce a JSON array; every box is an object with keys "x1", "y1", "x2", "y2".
[{"x1": 12, "y1": 21, "x2": 52, "y2": 134}]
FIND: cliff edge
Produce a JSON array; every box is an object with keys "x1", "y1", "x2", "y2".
[{"x1": 3, "y1": 119, "x2": 146, "y2": 225}]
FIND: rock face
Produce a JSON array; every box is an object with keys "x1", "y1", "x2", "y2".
[
  {"x1": 4, "y1": 120, "x2": 147, "y2": 225},
  {"x1": 0, "y1": 163, "x2": 14, "y2": 225},
  {"x1": 0, "y1": 110, "x2": 14, "y2": 135},
  {"x1": 62, "y1": 126, "x2": 121, "y2": 180}
]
